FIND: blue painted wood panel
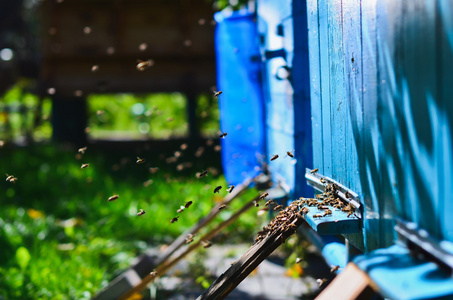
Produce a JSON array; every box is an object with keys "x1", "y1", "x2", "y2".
[{"x1": 307, "y1": 0, "x2": 453, "y2": 251}]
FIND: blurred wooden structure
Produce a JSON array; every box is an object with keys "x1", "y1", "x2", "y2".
[{"x1": 38, "y1": 0, "x2": 216, "y2": 143}]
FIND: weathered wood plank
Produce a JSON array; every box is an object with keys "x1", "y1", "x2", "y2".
[{"x1": 197, "y1": 203, "x2": 305, "y2": 299}]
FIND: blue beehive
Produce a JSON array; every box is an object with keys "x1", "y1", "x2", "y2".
[{"x1": 214, "y1": 10, "x2": 266, "y2": 185}]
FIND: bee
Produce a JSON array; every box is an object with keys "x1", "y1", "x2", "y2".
[
  {"x1": 150, "y1": 270, "x2": 158, "y2": 277},
  {"x1": 149, "y1": 167, "x2": 159, "y2": 174},
  {"x1": 270, "y1": 154, "x2": 279, "y2": 161},
  {"x1": 78, "y1": 146, "x2": 87, "y2": 154},
  {"x1": 310, "y1": 168, "x2": 319, "y2": 174},
  {"x1": 214, "y1": 186, "x2": 222, "y2": 193},
  {"x1": 81, "y1": 163, "x2": 90, "y2": 169},
  {"x1": 265, "y1": 199, "x2": 275, "y2": 207},
  {"x1": 344, "y1": 191, "x2": 352, "y2": 199},
  {"x1": 177, "y1": 206, "x2": 185, "y2": 213},
  {"x1": 185, "y1": 237, "x2": 194, "y2": 244},
  {"x1": 213, "y1": 90, "x2": 222, "y2": 97},
  {"x1": 136, "y1": 59, "x2": 154, "y2": 71},
  {"x1": 285, "y1": 150, "x2": 295, "y2": 158},
  {"x1": 170, "y1": 216, "x2": 179, "y2": 223},
  {"x1": 202, "y1": 240, "x2": 212, "y2": 248},
  {"x1": 313, "y1": 214, "x2": 323, "y2": 218},
  {"x1": 295, "y1": 257, "x2": 303, "y2": 264},
  {"x1": 137, "y1": 209, "x2": 146, "y2": 216},
  {"x1": 226, "y1": 185, "x2": 235, "y2": 193},
  {"x1": 198, "y1": 170, "x2": 208, "y2": 178},
  {"x1": 330, "y1": 265, "x2": 340, "y2": 273},
  {"x1": 317, "y1": 278, "x2": 327, "y2": 288},
  {"x1": 6, "y1": 174, "x2": 14, "y2": 182},
  {"x1": 185, "y1": 201, "x2": 193, "y2": 208},
  {"x1": 273, "y1": 205, "x2": 283, "y2": 211},
  {"x1": 108, "y1": 194, "x2": 119, "y2": 202},
  {"x1": 254, "y1": 200, "x2": 260, "y2": 207},
  {"x1": 259, "y1": 192, "x2": 269, "y2": 200},
  {"x1": 301, "y1": 207, "x2": 310, "y2": 214},
  {"x1": 219, "y1": 204, "x2": 227, "y2": 210},
  {"x1": 320, "y1": 178, "x2": 326, "y2": 183},
  {"x1": 136, "y1": 157, "x2": 145, "y2": 164},
  {"x1": 219, "y1": 132, "x2": 228, "y2": 139},
  {"x1": 323, "y1": 209, "x2": 332, "y2": 217}
]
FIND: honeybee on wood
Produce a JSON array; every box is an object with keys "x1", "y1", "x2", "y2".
[
  {"x1": 273, "y1": 205, "x2": 283, "y2": 211},
  {"x1": 81, "y1": 163, "x2": 90, "y2": 169},
  {"x1": 219, "y1": 132, "x2": 228, "y2": 139},
  {"x1": 198, "y1": 170, "x2": 208, "y2": 178},
  {"x1": 320, "y1": 178, "x2": 326, "y2": 183},
  {"x1": 270, "y1": 154, "x2": 279, "y2": 161},
  {"x1": 202, "y1": 240, "x2": 212, "y2": 248},
  {"x1": 259, "y1": 192, "x2": 269, "y2": 200},
  {"x1": 344, "y1": 191, "x2": 352, "y2": 199},
  {"x1": 136, "y1": 59, "x2": 154, "y2": 71},
  {"x1": 330, "y1": 265, "x2": 340, "y2": 273},
  {"x1": 265, "y1": 199, "x2": 275, "y2": 207},
  {"x1": 310, "y1": 168, "x2": 319, "y2": 174},
  {"x1": 313, "y1": 214, "x2": 323, "y2": 218},
  {"x1": 78, "y1": 146, "x2": 87, "y2": 154},
  {"x1": 219, "y1": 204, "x2": 227, "y2": 210},
  {"x1": 108, "y1": 194, "x2": 119, "y2": 202},
  {"x1": 185, "y1": 201, "x2": 193, "y2": 209},
  {"x1": 323, "y1": 209, "x2": 332, "y2": 217},
  {"x1": 170, "y1": 216, "x2": 179, "y2": 223},
  {"x1": 137, "y1": 209, "x2": 146, "y2": 216},
  {"x1": 301, "y1": 207, "x2": 310, "y2": 214},
  {"x1": 136, "y1": 157, "x2": 145, "y2": 164},
  {"x1": 214, "y1": 186, "x2": 222, "y2": 193},
  {"x1": 227, "y1": 185, "x2": 235, "y2": 193},
  {"x1": 317, "y1": 278, "x2": 327, "y2": 288},
  {"x1": 213, "y1": 90, "x2": 222, "y2": 97}
]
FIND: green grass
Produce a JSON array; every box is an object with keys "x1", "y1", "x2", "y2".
[{"x1": 0, "y1": 144, "x2": 261, "y2": 299}]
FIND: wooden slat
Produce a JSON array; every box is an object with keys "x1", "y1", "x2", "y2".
[{"x1": 197, "y1": 204, "x2": 305, "y2": 299}]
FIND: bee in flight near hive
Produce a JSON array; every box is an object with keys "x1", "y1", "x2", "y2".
[
  {"x1": 177, "y1": 206, "x2": 185, "y2": 213},
  {"x1": 213, "y1": 90, "x2": 222, "y2": 97},
  {"x1": 310, "y1": 168, "x2": 319, "y2": 174},
  {"x1": 137, "y1": 209, "x2": 146, "y2": 216},
  {"x1": 285, "y1": 150, "x2": 295, "y2": 158},
  {"x1": 197, "y1": 170, "x2": 208, "y2": 178},
  {"x1": 150, "y1": 270, "x2": 158, "y2": 277},
  {"x1": 227, "y1": 185, "x2": 235, "y2": 193},
  {"x1": 108, "y1": 194, "x2": 119, "y2": 202},
  {"x1": 6, "y1": 174, "x2": 17, "y2": 183},
  {"x1": 214, "y1": 185, "x2": 222, "y2": 193},
  {"x1": 273, "y1": 205, "x2": 283, "y2": 211},
  {"x1": 185, "y1": 201, "x2": 193, "y2": 209},
  {"x1": 259, "y1": 192, "x2": 269, "y2": 200},
  {"x1": 202, "y1": 240, "x2": 212, "y2": 248},
  {"x1": 265, "y1": 199, "x2": 275, "y2": 207},
  {"x1": 330, "y1": 265, "x2": 340, "y2": 273},
  {"x1": 136, "y1": 59, "x2": 154, "y2": 71},
  {"x1": 78, "y1": 146, "x2": 87, "y2": 154},
  {"x1": 81, "y1": 163, "x2": 90, "y2": 169},
  {"x1": 170, "y1": 216, "x2": 179, "y2": 223},
  {"x1": 270, "y1": 154, "x2": 279, "y2": 161},
  {"x1": 136, "y1": 157, "x2": 145, "y2": 164},
  {"x1": 219, "y1": 132, "x2": 227, "y2": 139},
  {"x1": 317, "y1": 278, "x2": 327, "y2": 288}
]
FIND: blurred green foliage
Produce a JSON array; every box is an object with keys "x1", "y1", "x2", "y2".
[{"x1": 0, "y1": 144, "x2": 261, "y2": 299}]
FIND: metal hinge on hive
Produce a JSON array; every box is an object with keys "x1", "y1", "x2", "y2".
[{"x1": 302, "y1": 168, "x2": 362, "y2": 235}]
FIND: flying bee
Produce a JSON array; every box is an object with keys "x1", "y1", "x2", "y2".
[
  {"x1": 177, "y1": 206, "x2": 185, "y2": 213},
  {"x1": 150, "y1": 270, "x2": 158, "y2": 277},
  {"x1": 202, "y1": 240, "x2": 212, "y2": 248},
  {"x1": 108, "y1": 194, "x2": 119, "y2": 202},
  {"x1": 136, "y1": 157, "x2": 145, "y2": 164},
  {"x1": 273, "y1": 205, "x2": 283, "y2": 211},
  {"x1": 78, "y1": 147, "x2": 87, "y2": 154},
  {"x1": 219, "y1": 132, "x2": 228, "y2": 139},
  {"x1": 317, "y1": 278, "x2": 327, "y2": 288},
  {"x1": 254, "y1": 200, "x2": 260, "y2": 207},
  {"x1": 91, "y1": 65, "x2": 99, "y2": 72},
  {"x1": 330, "y1": 265, "x2": 340, "y2": 273},
  {"x1": 198, "y1": 170, "x2": 208, "y2": 178},
  {"x1": 170, "y1": 216, "x2": 179, "y2": 223},
  {"x1": 136, "y1": 59, "x2": 154, "y2": 71},
  {"x1": 185, "y1": 237, "x2": 194, "y2": 244},
  {"x1": 270, "y1": 154, "x2": 279, "y2": 161},
  {"x1": 213, "y1": 90, "x2": 222, "y2": 97},
  {"x1": 214, "y1": 185, "x2": 222, "y2": 193},
  {"x1": 310, "y1": 168, "x2": 319, "y2": 174},
  {"x1": 219, "y1": 204, "x2": 227, "y2": 210},
  {"x1": 81, "y1": 163, "x2": 90, "y2": 169},
  {"x1": 185, "y1": 201, "x2": 193, "y2": 209},
  {"x1": 285, "y1": 150, "x2": 295, "y2": 158},
  {"x1": 149, "y1": 167, "x2": 159, "y2": 174},
  {"x1": 259, "y1": 192, "x2": 269, "y2": 200},
  {"x1": 265, "y1": 199, "x2": 275, "y2": 207},
  {"x1": 295, "y1": 257, "x2": 303, "y2": 264},
  {"x1": 137, "y1": 209, "x2": 146, "y2": 216},
  {"x1": 6, "y1": 174, "x2": 14, "y2": 182},
  {"x1": 227, "y1": 185, "x2": 235, "y2": 193}
]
